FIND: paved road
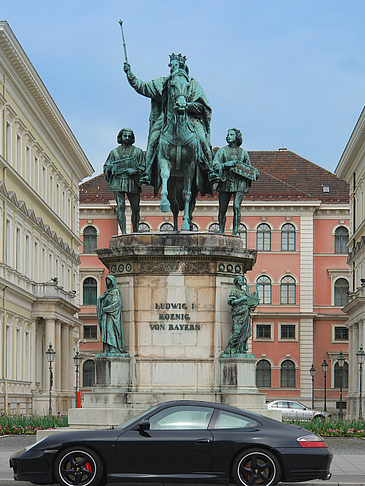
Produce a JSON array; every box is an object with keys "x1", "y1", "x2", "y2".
[{"x1": 1, "y1": 436, "x2": 365, "y2": 485}]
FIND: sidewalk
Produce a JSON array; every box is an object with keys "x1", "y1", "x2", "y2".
[{"x1": 0, "y1": 435, "x2": 364, "y2": 485}]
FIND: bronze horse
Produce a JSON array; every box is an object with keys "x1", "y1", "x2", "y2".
[{"x1": 157, "y1": 70, "x2": 201, "y2": 231}]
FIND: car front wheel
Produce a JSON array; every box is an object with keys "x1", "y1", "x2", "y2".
[
  {"x1": 55, "y1": 447, "x2": 104, "y2": 486},
  {"x1": 233, "y1": 448, "x2": 281, "y2": 486}
]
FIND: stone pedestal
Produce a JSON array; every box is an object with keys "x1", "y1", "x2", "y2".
[
  {"x1": 219, "y1": 355, "x2": 267, "y2": 411},
  {"x1": 69, "y1": 233, "x2": 281, "y2": 427}
]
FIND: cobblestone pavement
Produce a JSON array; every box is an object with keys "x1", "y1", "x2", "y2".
[{"x1": 1, "y1": 435, "x2": 365, "y2": 485}]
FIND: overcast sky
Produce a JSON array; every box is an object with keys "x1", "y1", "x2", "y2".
[{"x1": 2, "y1": 0, "x2": 364, "y2": 179}]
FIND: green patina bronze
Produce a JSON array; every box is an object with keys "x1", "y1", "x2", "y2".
[
  {"x1": 222, "y1": 276, "x2": 260, "y2": 355},
  {"x1": 97, "y1": 275, "x2": 125, "y2": 355},
  {"x1": 123, "y1": 54, "x2": 212, "y2": 230},
  {"x1": 104, "y1": 128, "x2": 145, "y2": 234},
  {"x1": 210, "y1": 128, "x2": 260, "y2": 235}
]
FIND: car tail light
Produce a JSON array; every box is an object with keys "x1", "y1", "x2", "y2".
[{"x1": 297, "y1": 434, "x2": 327, "y2": 448}]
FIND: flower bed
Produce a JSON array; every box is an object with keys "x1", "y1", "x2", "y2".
[
  {"x1": 0, "y1": 413, "x2": 68, "y2": 435},
  {"x1": 286, "y1": 418, "x2": 365, "y2": 437}
]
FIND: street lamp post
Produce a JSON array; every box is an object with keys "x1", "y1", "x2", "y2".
[
  {"x1": 45, "y1": 343, "x2": 56, "y2": 415},
  {"x1": 356, "y1": 345, "x2": 365, "y2": 419},
  {"x1": 73, "y1": 350, "x2": 82, "y2": 408},
  {"x1": 337, "y1": 351, "x2": 345, "y2": 420},
  {"x1": 310, "y1": 365, "x2": 316, "y2": 409},
  {"x1": 321, "y1": 359, "x2": 329, "y2": 412}
]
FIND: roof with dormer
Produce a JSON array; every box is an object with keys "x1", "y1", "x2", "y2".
[{"x1": 79, "y1": 150, "x2": 349, "y2": 204}]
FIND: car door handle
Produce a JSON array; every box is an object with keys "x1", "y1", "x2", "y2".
[{"x1": 195, "y1": 438, "x2": 211, "y2": 444}]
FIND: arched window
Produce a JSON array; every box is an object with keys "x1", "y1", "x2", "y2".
[
  {"x1": 280, "y1": 360, "x2": 296, "y2": 387},
  {"x1": 335, "y1": 227, "x2": 349, "y2": 254},
  {"x1": 138, "y1": 222, "x2": 150, "y2": 232},
  {"x1": 83, "y1": 277, "x2": 97, "y2": 305},
  {"x1": 83, "y1": 360, "x2": 95, "y2": 387},
  {"x1": 334, "y1": 278, "x2": 349, "y2": 306},
  {"x1": 83, "y1": 226, "x2": 97, "y2": 254},
  {"x1": 281, "y1": 223, "x2": 295, "y2": 251},
  {"x1": 160, "y1": 222, "x2": 174, "y2": 232},
  {"x1": 238, "y1": 224, "x2": 247, "y2": 248},
  {"x1": 256, "y1": 360, "x2": 271, "y2": 387},
  {"x1": 191, "y1": 223, "x2": 199, "y2": 232},
  {"x1": 257, "y1": 223, "x2": 271, "y2": 251},
  {"x1": 281, "y1": 276, "x2": 296, "y2": 304},
  {"x1": 257, "y1": 276, "x2": 271, "y2": 304},
  {"x1": 209, "y1": 223, "x2": 219, "y2": 233},
  {"x1": 334, "y1": 361, "x2": 349, "y2": 388}
]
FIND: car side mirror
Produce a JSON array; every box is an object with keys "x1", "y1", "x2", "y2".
[{"x1": 138, "y1": 420, "x2": 150, "y2": 431}]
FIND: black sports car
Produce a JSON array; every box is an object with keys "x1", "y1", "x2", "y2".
[{"x1": 10, "y1": 400, "x2": 332, "y2": 486}]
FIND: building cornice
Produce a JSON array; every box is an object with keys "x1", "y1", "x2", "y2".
[
  {"x1": 0, "y1": 21, "x2": 93, "y2": 180},
  {"x1": 336, "y1": 106, "x2": 365, "y2": 180}
]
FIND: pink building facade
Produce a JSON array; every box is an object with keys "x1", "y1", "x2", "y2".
[{"x1": 78, "y1": 150, "x2": 349, "y2": 414}]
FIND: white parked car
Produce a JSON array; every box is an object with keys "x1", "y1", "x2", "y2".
[{"x1": 267, "y1": 400, "x2": 330, "y2": 420}]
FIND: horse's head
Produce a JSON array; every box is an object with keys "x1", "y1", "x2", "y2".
[{"x1": 169, "y1": 70, "x2": 189, "y2": 114}]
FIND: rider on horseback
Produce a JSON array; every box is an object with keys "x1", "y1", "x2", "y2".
[{"x1": 123, "y1": 54, "x2": 213, "y2": 190}]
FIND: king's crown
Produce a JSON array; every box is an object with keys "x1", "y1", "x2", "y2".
[{"x1": 169, "y1": 53, "x2": 187, "y2": 65}]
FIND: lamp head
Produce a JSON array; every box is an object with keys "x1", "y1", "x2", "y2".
[{"x1": 46, "y1": 343, "x2": 56, "y2": 363}]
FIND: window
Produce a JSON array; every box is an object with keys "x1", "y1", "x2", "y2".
[
  {"x1": 334, "y1": 278, "x2": 349, "y2": 306},
  {"x1": 280, "y1": 276, "x2": 296, "y2": 304},
  {"x1": 214, "y1": 411, "x2": 258, "y2": 429},
  {"x1": 335, "y1": 227, "x2": 349, "y2": 254},
  {"x1": 26, "y1": 146, "x2": 31, "y2": 182},
  {"x1": 6, "y1": 122, "x2": 11, "y2": 163},
  {"x1": 83, "y1": 360, "x2": 95, "y2": 387},
  {"x1": 280, "y1": 360, "x2": 295, "y2": 387},
  {"x1": 84, "y1": 325, "x2": 97, "y2": 340},
  {"x1": 191, "y1": 223, "x2": 199, "y2": 232},
  {"x1": 209, "y1": 223, "x2": 219, "y2": 233},
  {"x1": 138, "y1": 222, "x2": 150, "y2": 232},
  {"x1": 160, "y1": 222, "x2": 174, "y2": 232},
  {"x1": 281, "y1": 223, "x2": 295, "y2": 251},
  {"x1": 238, "y1": 224, "x2": 247, "y2": 248},
  {"x1": 83, "y1": 277, "x2": 97, "y2": 305},
  {"x1": 256, "y1": 360, "x2": 271, "y2": 387},
  {"x1": 280, "y1": 324, "x2": 296, "y2": 339},
  {"x1": 257, "y1": 276, "x2": 271, "y2": 304},
  {"x1": 256, "y1": 324, "x2": 271, "y2": 339},
  {"x1": 257, "y1": 223, "x2": 271, "y2": 251},
  {"x1": 83, "y1": 226, "x2": 97, "y2": 253},
  {"x1": 334, "y1": 326, "x2": 348, "y2": 341},
  {"x1": 16, "y1": 134, "x2": 22, "y2": 173},
  {"x1": 334, "y1": 361, "x2": 348, "y2": 388},
  {"x1": 149, "y1": 405, "x2": 214, "y2": 430},
  {"x1": 15, "y1": 228, "x2": 21, "y2": 272},
  {"x1": 34, "y1": 156, "x2": 39, "y2": 191}
]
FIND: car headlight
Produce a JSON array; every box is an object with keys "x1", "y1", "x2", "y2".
[{"x1": 24, "y1": 438, "x2": 46, "y2": 452}]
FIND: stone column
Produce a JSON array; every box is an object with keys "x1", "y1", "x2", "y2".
[
  {"x1": 61, "y1": 324, "x2": 70, "y2": 392},
  {"x1": 45, "y1": 319, "x2": 56, "y2": 391},
  {"x1": 30, "y1": 320, "x2": 36, "y2": 386},
  {"x1": 55, "y1": 321, "x2": 61, "y2": 391},
  {"x1": 69, "y1": 326, "x2": 75, "y2": 392}
]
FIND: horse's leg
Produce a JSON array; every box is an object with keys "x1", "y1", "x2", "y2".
[
  {"x1": 189, "y1": 185, "x2": 197, "y2": 230},
  {"x1": 159, "y1": 151, "x2": 171, "y2": 213},
  {"x1": 181, "y1": 159, "x2": 193, "y2": 231}
]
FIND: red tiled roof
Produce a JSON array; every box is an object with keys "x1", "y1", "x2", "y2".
[{"x1": 79, "y1": 150, "x2": 349, "y2": 204}]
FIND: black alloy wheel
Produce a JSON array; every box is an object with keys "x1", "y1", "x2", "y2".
[
  {"x1": 55, "y1": 447, "x2": 104, "y2": 486},
  {"x1": 233, "y1": 448, "x2": 281, "y2": 486}
]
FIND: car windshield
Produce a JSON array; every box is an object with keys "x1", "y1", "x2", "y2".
[{"x1": 116, "y1": 404, "x2": 160, "y2": 429}]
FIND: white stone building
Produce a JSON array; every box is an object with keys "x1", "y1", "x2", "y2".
[
  {"x1": 0, "y1": 21, "x2": 93, "y2": 414},
  {"x1": 336, "y1": 106, "x2": 365, "y2": 417}
]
